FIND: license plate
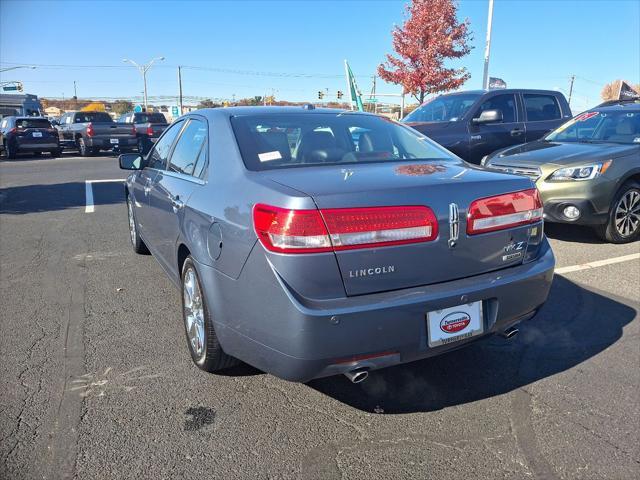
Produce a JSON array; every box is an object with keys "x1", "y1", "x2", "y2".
[
  {"x1": 110, "y1": 138, "x2": 119, "y2": 144},
  {"x1": 32, "y1": 131, "x2": 43, "y2": 138},
  {"x1": 427, "y1": 301, "x2": 483, "y2": 347}
]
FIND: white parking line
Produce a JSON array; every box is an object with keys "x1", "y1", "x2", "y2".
[
  {"x1": 85, "y1": 179, "x2": 125, "y2": 213},
  {"x1": 556, "y1": 253, "x2": 640, "y2": 275}
]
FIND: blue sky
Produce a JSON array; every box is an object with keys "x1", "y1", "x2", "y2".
[{"x1": 1, "y1": 0, "x2": 638, "y2": 112}]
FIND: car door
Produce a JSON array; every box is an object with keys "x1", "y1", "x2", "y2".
[
  {"x1": 467, "y1": 93, "x2": 524, "y2": 163},
  {"x1": 132, "y1": 119, "x2": 185, "y2": 242},
  {"x1": 522, "y1": 93, "x2": 563, "y2": 142},
  {"x1": 146, "y1": 116, "x2": 208, "y2": 276}
]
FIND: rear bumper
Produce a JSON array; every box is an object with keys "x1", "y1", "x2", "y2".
[
  {"x1": 85, "y1": 137, "x2": 137, "y2": 149},
  {"x1": 16, "y1": 142, "x2": 59, "y2": 151},
  {"x1": 198, "y1": 240, "x2": 555, "y2": 382}
]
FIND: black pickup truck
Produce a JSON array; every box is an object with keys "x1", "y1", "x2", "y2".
[
  {"x1": 117, "y1": 112, "x2": 169, "y2": 154},
  {"x1": 403, "y1": 89, "x2": 572, "y2": 164},
  {"x1": 57, "y1": 111, "x2": 137, "y2": 156}
]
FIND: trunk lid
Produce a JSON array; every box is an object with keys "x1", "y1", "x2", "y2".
[{"x1": 266, "y1": 161, "x2": 537, "y2": 296}]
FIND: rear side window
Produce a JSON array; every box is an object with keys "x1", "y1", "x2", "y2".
[
  {"x1": 476, "y1": 94, "x2": 517, "y2": 123},
  {"x1": 168, "y1": 119, "x2": 207, "y2": 176},
  {"x1": 16, "y1": 118, "x2": 52, "y2": 129},
  {"x1": 524, "y1": 94, "x2": 561, "y2": 121},
  {"x1": 230, "y1": 113, "x2": 453, "y2": 171},
  {"x1": 147, "y1": 120, "x2": 184, "y2": 170}
]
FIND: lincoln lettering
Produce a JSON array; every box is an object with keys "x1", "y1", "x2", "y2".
[{"x1": 349, "y1": 266, "x2": 395, "y2": 278}]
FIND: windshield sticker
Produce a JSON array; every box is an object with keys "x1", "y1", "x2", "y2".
[
  {"x1": 575, "y1": 111, "x2": 599, "y2": 122},
  {"x1": 258, "y1": 151, "x2": 282, "y2": 162}
]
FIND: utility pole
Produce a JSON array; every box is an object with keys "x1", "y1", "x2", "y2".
[
  {"x1": 123, "y1": 56, "x2": 165, "y2": 111},
  {"x1": 371, "y1": 75, "x2": 378, "y2": 114},
  {"x1": 73, "y1": 81, "x2": 78, "y2": 108},
  {"x1": 482, "y1": 0, "x2": 495, "y2": 90},
  {"x1": 568, "y1": 74, "x2": 575, "y2": 108},
  {"x1": 177, "y1": 66, "x2": 184, "y2": 115}
]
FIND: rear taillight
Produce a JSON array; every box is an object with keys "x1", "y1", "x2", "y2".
[
  {"x1": 146, "y1": 126, "x2": 154, "y2": 136},
  {"x1": 86, "y1": 123, "x2": 94, "y2": 137},
  {"x1": 467, "y1": 188, "x2": 543, "y2": 235},
  {"x1": 253, "y1": 204, "x2": 438, "y2": 254}
]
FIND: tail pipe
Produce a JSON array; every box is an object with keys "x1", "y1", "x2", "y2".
[
  {"x1": 501, "y1": 326, "x2": 519, "y2": 339},
  {"x1": 344, "y1": 368, "x2": 369, "y2": 384}
]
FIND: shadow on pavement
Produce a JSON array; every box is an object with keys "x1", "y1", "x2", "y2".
[
  {"x1": 308, "y1": 276, "x2": 636, "y2": 413},
  {"x1": 0, "y1": 182, "x2": 124, "y2": 215},
  {"x1": 544, "y1": 223, "x2": 605, "y2": 244}
]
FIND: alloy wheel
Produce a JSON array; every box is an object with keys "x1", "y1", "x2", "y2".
[
  {"x1": 183, "y1": 268, "x2": 205, "y2": 360},
  {"x1": 614, "y1": 189, "x2": 640, "y2": 238}
]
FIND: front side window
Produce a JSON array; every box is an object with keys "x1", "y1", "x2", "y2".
[
  {"x1": 168, "y1": 119, "x2": 207, "y2": 176},
  {"x1": 231, "y1": 113, "x2": 454, "y2": 171},
  {"x1": 403, "y1": 93, "x2": 481, "y2": 123},
  {"x1": 546, "y1": 110, "x2": 640, "y2": 145},
  {"x1": 524, "y1": 94, "x2": 561, "y2": 121},
  {"x1": 475, "y1": 94, "x2": 517, "y2": 123},
  {"x1": 147, "y1": 120, "x2": 184, "y2": 169}
]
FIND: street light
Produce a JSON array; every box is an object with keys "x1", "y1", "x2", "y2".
[
  {"x1": 122, "y1": 56, "x2": 165, "y2": 110},
  {"x1": 0, "y1": 65, "x2": 36, "y2": 74}
]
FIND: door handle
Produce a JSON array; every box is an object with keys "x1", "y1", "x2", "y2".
[
  {"x1": 171, "y1": 196, "x2": 185, "y2": 212},
  {"x1": 510, "y1": 128, "x2": 523, "y2": 137}
]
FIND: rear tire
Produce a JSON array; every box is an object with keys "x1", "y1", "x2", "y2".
[
  {"x1": 181, "y1": 256, "x2": 237, "y2": 372},
  {"x1": 78, "y1": 137, "x2": 91, "y2": 156},
  {"x1": 6, "y1": 141, "x2": 17, "y2": 159},
  {"x1": 32, "y1": 151, "x2": 41, "y2": 157},
  {"x1": 50, "y1": 149, "x2": 62, "y2": 158},
  {"x1": 596, "y1": 181, "x2": 640, "y2": 243},
  {"x1": 126, "y1": 194, "x2": 149, "y2": 254}
]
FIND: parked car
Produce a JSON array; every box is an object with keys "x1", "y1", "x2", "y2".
[
  {"x1": 56, "y1": 111, "x2": 137, "y2": 156},
  {"x1": 117, "y1": 111, "x2": 169, "y2": 154},
  {"x1": 404, "y1": 89, "x2": 572, "y2": 164},
  {"x1": 0, "y1": 116, "x2": 61, "y2": 159},
  {"x1": 483, "y1": 101, "x2": 640, "y2": 243},
  {"x1": 118, "y1": 106, "x2": 554, "y2": 383}
]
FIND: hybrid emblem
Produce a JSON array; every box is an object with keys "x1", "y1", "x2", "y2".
[{"x1": 448, "y1": 203, "x2": 460, "y2": 248}]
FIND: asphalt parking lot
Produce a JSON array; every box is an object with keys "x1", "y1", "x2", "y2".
[{"x1": 1, "y1": 153, "x2": 638, "y2": 480}]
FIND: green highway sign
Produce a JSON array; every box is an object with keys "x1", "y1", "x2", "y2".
[
  {"x1": 364, "y1": 98, "x2": 378, "y2": 103},
  {"x1": 2, "y1": 85, "x2": 19, "y2": 91}
]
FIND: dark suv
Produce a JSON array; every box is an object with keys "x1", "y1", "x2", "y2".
[
  {"x1": 404, "y1": 89, "x2": 572, "y2": 164},
  {"x1": 1, "y1": 116, "x2": 61, "y2": 159}
]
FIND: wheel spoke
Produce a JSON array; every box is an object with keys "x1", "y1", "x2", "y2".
[{"x1": 183, "y1": 267, "x2": 206, "y2": 359}]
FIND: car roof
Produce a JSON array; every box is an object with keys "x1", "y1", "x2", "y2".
[
  {"x1": 437, "y1": 88, "x2": 563, "y2": 96},
  {"x1": 188, "y1": 105, "x2": 373, "y2": 119},
  {"x1": 592, "y1": 101, "x2": 640, "y2": 112}
]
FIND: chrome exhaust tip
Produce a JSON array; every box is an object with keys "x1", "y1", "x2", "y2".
[
  {"x1": 344, "y1": 368, "x2": 369, "y2": 384},
  {"x1": 501, "y1": 327, "x2": 519, "y2": 339}
]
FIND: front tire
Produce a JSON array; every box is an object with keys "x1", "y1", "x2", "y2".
[
  {"x1": 181, "y1": 256, "x2": 237, "y2": 372},
  {"x1": 50, "y1": 149, "x2": 62, "y2": 158},
  {"x1": 126, "y1": 194, "x2": 149, "y2": 254},
  {"x1": 596, "y1": 181, "x2": 640, "y2": 243}
]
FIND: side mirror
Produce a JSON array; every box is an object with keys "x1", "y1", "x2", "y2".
[
  {"x1": 473, "y1": 109, "x2": 503, "y2": 124},
  {"x1": 119, "y1": 153, "x2": 143, "y2": 170}
]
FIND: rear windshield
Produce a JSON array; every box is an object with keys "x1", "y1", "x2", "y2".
[
  {"x1": 403, "y1": 93, "x2": 482, "y2": 123},
  {"x1": 75, "y1": 112, "x2": 113, "y2": 123},
  {"x1": 134, "y1": 113, "x2": 166, "y2": 123},
  {"x1": 545, "y1": 110, "x2": 640, "y2": 145},
  {"x1": 16, "y1": 118, "x2": 52, "y2": 129},
  {"x1": 230, "y1": 112, "x2": 454, "y2": 171}
]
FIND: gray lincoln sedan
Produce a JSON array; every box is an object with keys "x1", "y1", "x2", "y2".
[{"x1": 119, "y1": 106, "x2": 555, "y2": 383}]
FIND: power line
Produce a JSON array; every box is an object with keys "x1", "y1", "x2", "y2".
[{"x1": 0, "y1": 61, "x2": 369, "y2": 79}]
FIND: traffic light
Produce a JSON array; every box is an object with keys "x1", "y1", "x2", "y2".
[
  {"x1": 318, "y1": 91, "x2": 324, "y2": 100},
  {"x1": 337, "y1": 90, "x2": 343, "y2": 99}
]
